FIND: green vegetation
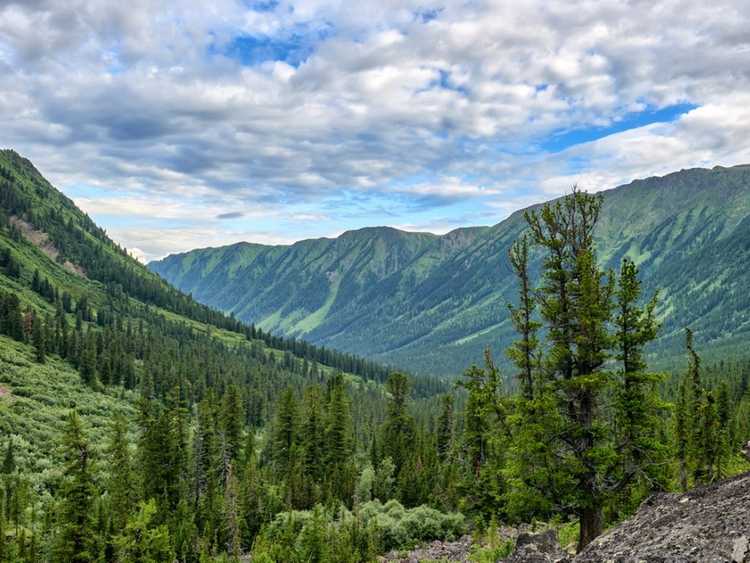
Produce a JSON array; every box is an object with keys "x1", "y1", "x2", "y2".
[
  {"x1": 252, "y1": 500, "x2": 465, "y2": 561},
  {"x1": 151, "y1": 164, "x2": 750, "y2": 377},
  {"x1": 0, "y1": 150, "x2": 749, "y2": 562}
]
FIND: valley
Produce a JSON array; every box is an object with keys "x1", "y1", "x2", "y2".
[
  {"x1": 1, "y1": 150, "x2": 749, "y2": 562},
  {"x1": 152, "y1": 165, "x2": 750, "y2": 377}
]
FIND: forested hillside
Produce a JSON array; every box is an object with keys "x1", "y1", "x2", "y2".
[
  {"x1": 2, "y1": 151, "x2": 750, "y2": 562},
  {"x1": 0, "y1": 149, "x2": 454, "y2": 561},
  {"x1": 152, "y1": 164, "x2": 750, "y2": 376}
]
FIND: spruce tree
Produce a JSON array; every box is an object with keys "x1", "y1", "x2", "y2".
[
  {"x1": 221, "y1": 385, "x2": 243, "y2": 463},
  {"x1": 675, "y1": 377, "x2": 690, "y2": 491},
  {"x1": 1, "y1": 440, "x2": 15, "y2": 475},
  {"x1": 271, "y1": 387, "x2": 299, "y2": 475},
  {"x1": 300, "y1": 385, "x2": 326, "y2": 504},
  {"x1": 458, "y1": 351, "x2": 506, "y2": 521},
  {"x1": 381, "y1": 373, "x2": 415, "y2": 477},
  {"x1": 106, "y1": 415, "x2": 136, "y2": 530},
  {"x1": 114, "y1": 500, "x2": 174, "y2": 563},
  {"x1": 325, "y1": 374, "x2": 354, "y2": 501},
  {"x1": 54, "y1": 412, "x2": 97, "y2": 563},
  {"x1": 223, "y1": 463, "x2": 242, "y2": 560}
]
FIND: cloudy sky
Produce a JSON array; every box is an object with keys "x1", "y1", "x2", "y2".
[{"x1": 1, "y1": 0, "x2": 749, "y2": 261}]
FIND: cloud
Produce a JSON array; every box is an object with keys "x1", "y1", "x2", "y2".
[
  {"x1": 1, "y1": 0, "x2": 749, "y2": 255},
  {"x1": 217, "y1": 211, "x2": 245, "y2": 219}
]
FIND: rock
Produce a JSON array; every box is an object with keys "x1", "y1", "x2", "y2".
[
  {"x1": 503, "y1": 529, "x2": 571, "y2": 563},
  {"x1": 380, "y1": 535, "x2": 474, "y2": 562},
  {"x1": 575, "y1": 471, "x2": 750, "y2": 562}
]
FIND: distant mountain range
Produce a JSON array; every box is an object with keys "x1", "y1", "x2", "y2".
[{"x1": 150, "y1": 165, "x2": 750, "y2": 376}]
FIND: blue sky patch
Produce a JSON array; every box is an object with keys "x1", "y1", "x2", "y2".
[
  {"x1": 541, "y1": 103, "x2": 698, "y2": 153},
  {"x1": 217, "y1": 24, "x2": 334, "y2": 67}
]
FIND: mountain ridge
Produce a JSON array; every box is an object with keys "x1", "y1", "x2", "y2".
[{"x1": 151, "y1": 163, "x2": 750, "y2": 376}]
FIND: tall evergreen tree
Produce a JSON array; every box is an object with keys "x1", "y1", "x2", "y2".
[
  {"x1": 507, "y1": 234, "x2": 540, "y2": 400},
  {"x1": 221, "y1": 385, "x2": 243, "y2": 464},
  {"x1": 106, "y1": 415, "x2": 136, "y2": 531},
  {"x1": 325, "y1": 374, "x2": 354, "y2": 500},
  {"x1": 54, "y1": 412, "x2": 97, "y2": 563},
  {"x1": 32, "y1": 313, "x2": 45, "y2": 364},
  {"x1": 301, "y1": 386, "x2": 326, "y2": 494},
  {"x1": 271, "y1": 387, "x2": 299, "y2": 475},
  {"x1": 436, "y1": 394, "x2": 454, "y2": 462},
  {"x1": 525, "y1": 188, "x2": 614, "y2": 549},
  {"x1": 381, "y1": 373, "x2": 415, "y2": 477},
  {"x1": 613, "y1": 257, "x2": 667, "y2": 501}
]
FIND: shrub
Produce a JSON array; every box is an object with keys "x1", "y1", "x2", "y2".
[{"x1": 252, "y1": 500, "x2": 466, "y2": 560}]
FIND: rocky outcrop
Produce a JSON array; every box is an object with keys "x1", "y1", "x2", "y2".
[
  {"x1": 575, "y1": 471, "x2": 750, "y2": 562},
  {"x1": 504, "y1": 529, "x2": 571, "y2": 563},
  {"x1": 380, "y1": 535, "x2": 473, "y2": 562},
  {"x1": 385, "y1": 474, "x2": 750, "y2": 562}
]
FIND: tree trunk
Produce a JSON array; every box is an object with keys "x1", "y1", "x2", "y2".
[
  {"x1": 679, "y1": 457, "x2": 688, "y2": 492},
  {"x1": 578, "y1": 504, "x2": 603, "y2": 552}
]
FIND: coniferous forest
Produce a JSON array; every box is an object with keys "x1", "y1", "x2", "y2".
[{"x1": 1, "y1": 149, "x2": 750, "y2": 562}]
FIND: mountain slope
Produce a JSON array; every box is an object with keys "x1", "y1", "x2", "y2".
[
  {"x1": 151, "y1": 165, "x2": 750, "y2": 376},
  {"x1": 0, "y1": 148, "x2": 437, "y2": 484}
]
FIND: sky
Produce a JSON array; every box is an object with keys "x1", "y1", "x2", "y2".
[{"x1": 1, "y1": 0, "x2": 750, "y2": 262}]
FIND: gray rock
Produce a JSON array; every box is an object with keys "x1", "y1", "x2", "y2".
[
  {"x1": 503, "y1": 529, "x2": 571, "y2": 563},
  {"x1": 575, "y1": 471, "x2": 750, "y2": 562},
  {"x1": 380, "y1": 535, "x2": 474, "y2": 562}
]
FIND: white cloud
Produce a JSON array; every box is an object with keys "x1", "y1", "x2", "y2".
[{"x1": 1, "y1": 0, "x2": 749, "y2": 254}]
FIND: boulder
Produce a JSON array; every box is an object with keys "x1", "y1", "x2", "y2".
[{"x1": 504, "y1": 529, "x2": 571, "y2": 563}]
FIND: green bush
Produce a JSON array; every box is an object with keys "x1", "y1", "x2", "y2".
[
  {"x1": 253, "y1": 500, "x2": 466, "y2": 561},
  {"x1": 360, "y1": 500, "x2": 465, "y2": 550}
]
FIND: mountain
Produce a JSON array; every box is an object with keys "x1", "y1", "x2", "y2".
[
  {"x1": 0, "y1": 148, "x2": 432, "y2": 480},
  {"x1": 151, "y1": 165, "x2": 750, "y2": 376}
]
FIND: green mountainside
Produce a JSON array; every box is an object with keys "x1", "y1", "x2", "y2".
[
  {"x1": 0, "y1": 147, "x2": 439, "y2": 488},
  {"x1": 2, "y1": 149, "x2": 750, "y2": 561},
  {"x1": 151, "y1": 164, "x2": 750, "y2": 376},
  {"x1": 0, "y1": 149, "x2": 464, "y2": 560}
]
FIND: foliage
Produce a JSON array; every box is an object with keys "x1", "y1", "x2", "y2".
[
  {"x1": 1, "y1": 152, "x2": 750, "y2": 562},
  {"x1": 254, "y1": 500, "x2": 465, "y2": 560}
]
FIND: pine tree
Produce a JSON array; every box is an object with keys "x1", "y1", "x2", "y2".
[
  {"x1": 106, "y1": 415, "x2": 136, "y2": 530},
  {"x1": 381, "y1": 372, "x2": 415, "y2": 477},
  {"x1": 436, "y1": 394, "x2": 454, "y2": 462},
  {"x1": 54, "y1": 412, "x2": 97, "y2": 563},
  {"x1": 507, "y1": 234, "x2": 540, "y2": 400},
  {"x1": 613, "y1": 257, "x2": 667, "y2": 499},
  {"x1": 32, "y1": 313, "x2": 46, "y2": 364},
  {"x1": 271, "y1": 388, "x2": 299, "y2": 475},
  {"x1": 221, "y1": 385, "x2": 243, "y2": 464},
  {"x1": 524, "y1": 188, "x2": 614, "y2": 549}
]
